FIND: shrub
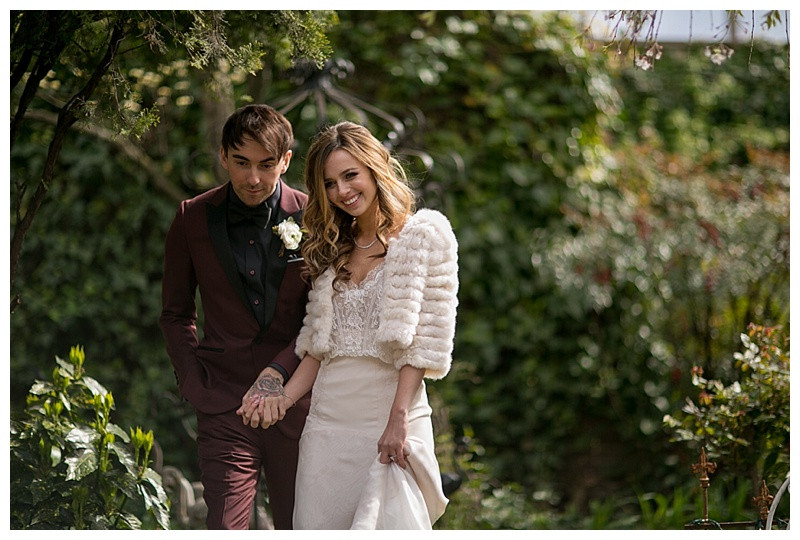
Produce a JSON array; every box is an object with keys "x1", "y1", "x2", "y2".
[
  {"x1": 663, "y1": 324, "x2": 790, "y2": 487},
  {"x1": 10, "y1": 346, "x2": 170, "y2": 529}
]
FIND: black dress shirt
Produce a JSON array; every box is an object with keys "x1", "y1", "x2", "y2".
[{"x1": 226, "y1": 183, "x2": 289, "y2": 382}]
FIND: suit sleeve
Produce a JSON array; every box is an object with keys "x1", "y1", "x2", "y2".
[
  {"x1": 269, "y1": 337, "x2": 302, "y2": 383},
  {"x1": 158, "y1": 202, "x2": 200, "y2": 397}
]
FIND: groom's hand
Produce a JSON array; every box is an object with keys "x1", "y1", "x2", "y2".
[{"x1": 236, "y1": 367, "x2": 289, "y2": 428}]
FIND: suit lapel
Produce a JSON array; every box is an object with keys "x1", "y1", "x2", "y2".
[
  {"x1": 208, "y1": 180, "x2": 303, "y2": 333},
  {"x1": 206, "y1": 189, "x2": 252, "y2": 313},
  {"x1": 262, "y1": 203, "x2": 302, "y2": 330}
]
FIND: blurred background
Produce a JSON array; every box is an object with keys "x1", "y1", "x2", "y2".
[{"x1": 8, "y1": 10, "x2": 790, "y2": 529}]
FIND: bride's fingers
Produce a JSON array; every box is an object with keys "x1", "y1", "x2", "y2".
[{"x1": 394, "y1": 447, "x2": 408, "y2": 469}]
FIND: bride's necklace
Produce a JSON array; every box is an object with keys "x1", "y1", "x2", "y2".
[{"x1": 353, "y1": 235, "x2": 378, "y2": 249}]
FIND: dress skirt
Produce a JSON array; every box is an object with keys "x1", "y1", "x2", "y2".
[{"x1": 293, "y1": 354, "x2": 444, "y2": 529}]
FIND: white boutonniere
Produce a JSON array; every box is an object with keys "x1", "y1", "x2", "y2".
[{"x1": 272, "y1": 217, "x2": 306, "y2": 256}]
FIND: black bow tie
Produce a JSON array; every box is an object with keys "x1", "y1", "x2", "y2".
[{"x1": 228, "y1": 202, "x2": 272, "y2": 229}]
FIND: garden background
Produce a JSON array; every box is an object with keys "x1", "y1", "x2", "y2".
[{"x1": 8, "y1": 10, "x2": 790, "y2": 529}]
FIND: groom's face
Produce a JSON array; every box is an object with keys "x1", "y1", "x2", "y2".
[{"x1": 220, "y1": 137, "x2": 292, "y2": 207}]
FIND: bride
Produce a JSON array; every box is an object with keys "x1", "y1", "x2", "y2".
[{"x1": 237, "y1": 121, "x2": 459, "y2": 529}]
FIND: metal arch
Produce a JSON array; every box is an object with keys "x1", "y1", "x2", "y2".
[
  {"x1": 765, "y1": 474, "x2": 790, "y2": 530},
  {"x1": 271, "y1": 58, "x2": 431, "y2": 169}
]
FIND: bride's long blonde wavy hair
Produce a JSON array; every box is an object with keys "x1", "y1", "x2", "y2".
[{"x1": 302, "y1": 121, "x2": 416, "y2": 288}]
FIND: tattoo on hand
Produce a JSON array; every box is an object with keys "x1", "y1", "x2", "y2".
[{"x1": 246, "y1": 374, "x2": 283, "y2": 401}]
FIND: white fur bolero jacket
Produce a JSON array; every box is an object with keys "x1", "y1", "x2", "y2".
[{"x1": 295, "y1": 209, "x2": 459, "y2": 379}]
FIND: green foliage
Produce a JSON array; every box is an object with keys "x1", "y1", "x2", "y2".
[
  {"x1": 433, "y1": 420, "x2": 554, "y2": 530},
  {"x1": 636, "y1": 486, "x2": 695, "y2": 529},
  {"x1": 269, "y1": 11, "x2": 338, "y2": 69},
  {"x1": 664, "y1": 324, "x2": 790, "y2": 485},
  {"x1": 10, "y1": 346, "x2": 170, "y2": 530},
  {"x1": 9, "y1": 126, "x2": 198, "y2": 474},
  {"x1": 537, "y1": 475, "x2": 774, "y2": 529},
  {"x1": 587, "y1": 477, "x2": 757, "y2": 529},
  {"x1": 10, "y1": 11, "x2": 336, "y2": 138},
  {"x1": 612, "y1": 39, "x2": 789, "y2": 160},
  {"x1": 517, "y1": 35, "x2": 788, "y2": 505},
  {"x1": 434, "y1": 415, "x2": 766, "y2": 529}
]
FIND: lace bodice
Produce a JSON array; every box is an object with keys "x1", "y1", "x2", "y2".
[{"x1": 328, "y1": 263, "x2": 385, "y2": 360}]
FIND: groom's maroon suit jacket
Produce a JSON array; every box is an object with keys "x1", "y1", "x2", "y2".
[{"x1": 159, "y1": 181, "x2": 310, "y2": 439}]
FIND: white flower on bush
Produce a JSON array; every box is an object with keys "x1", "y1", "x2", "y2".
[{"x1": 273, "y1": 217, "x2": 305, "y2": 252}]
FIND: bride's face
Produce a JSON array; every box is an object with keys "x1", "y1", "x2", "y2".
[{"x1": 323, "y1": 149, "x2": 379, "y2": 218}]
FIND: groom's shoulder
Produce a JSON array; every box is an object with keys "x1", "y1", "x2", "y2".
[
  {"x1": 281, "y1": 181, "x2": 309, "y2": 209},
  {"x1": 184, "y1": 183, "x2": 227, "y2": 207}
]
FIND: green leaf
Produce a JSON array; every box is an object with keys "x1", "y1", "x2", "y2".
[
  {"x1": 107, "y1": 422, "x2": 130, "y2": 443},
  {"x1": 55, "y1": 356, "x2": 76, "y2": 378},
  {"x1": 50, "y1": 444, "x2": 62, "y2": 466},
  {"x1": 66, "y1": 426, "x2": 98, "y2": 448},
  {"x1": 58, "y1": 391, "x2": 73, "y2": 413},
  {"x1": 114, "y1": 469, "x2": 140, "y2": 499},
  {"x1": 65, "y1": 447, "x2": 98, "y2": 481},
  {"x1": 88, "y1": 514, "x2": 113, "y2": 529},
  {"x1": 110, "y1": 441, "x2": 138, "y2": 477},
  {"x1": 141, "y1": 469, "x2": 168, "y2": 501},
  {"x1": 139, "y1": 472, "x2": 171, "y2": 529},
  {"x1": 80, "y1": 376, "x2": 109, "y2": 397},
  {"x1": 29, "y1": 381, "x2": 54, "y2": 395},
  {"x1": 116, "y1": 512, "x2": 143, "y2": 530}
]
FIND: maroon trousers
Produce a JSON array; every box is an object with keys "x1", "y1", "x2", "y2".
[{"x1": 196, "y1": 409, "x2": 299, "y2": 529}]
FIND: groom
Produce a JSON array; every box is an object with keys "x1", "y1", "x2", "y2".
[{"x1": 159, "y1": 104, "x2": 310, "y2": 529}]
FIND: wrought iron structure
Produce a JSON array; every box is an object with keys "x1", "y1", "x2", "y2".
[
  {"x1": 269, "y1": 58, "x2": 465, "y2": 209},
  {"x1": 765, "y1": 474, "x2": 790, "y2": 530},
  {"x1": 684, "y1": 446, "x2": 790, "y2": 530},
  {"x1": 690, "y1": 446, "x2": 717, "y2": 527},
  {"x1": 272, "y1": 58, "x2": 432, "y2": 168}
]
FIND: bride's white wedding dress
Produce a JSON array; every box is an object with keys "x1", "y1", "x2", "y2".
[{"x1": 293, "y1": 263, "x2": 447, "y2": 529}]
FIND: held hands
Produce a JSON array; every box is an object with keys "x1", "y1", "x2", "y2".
[
  {"x1": 236, "y1": 368, "x2": 296, "y2": 429},
  {"x1": 377, "y1": 409, "x2": 410, "y2": 469}
]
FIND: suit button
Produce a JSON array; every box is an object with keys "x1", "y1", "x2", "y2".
[
  {"x1": 254, "y1": 299, "x2": 260, "y2": 305},
  {"x1": 249, "y1": 269, "x2": 255, "y2": 276}
]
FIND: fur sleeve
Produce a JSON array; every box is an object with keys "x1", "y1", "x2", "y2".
[
  {"x1": 381, "y1": 209, "x2": 459, "y2": 379},
  {"x1": 294, "y1": 269, "x2": 334, "y2": 360}
]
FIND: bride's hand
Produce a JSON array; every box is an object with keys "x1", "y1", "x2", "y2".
[
  {"x1": 255, "y1": 394, "x2": 295, "y2": 428},
  {"x1": 378, "y1": 410, "x2": 410, "y2": 469}
]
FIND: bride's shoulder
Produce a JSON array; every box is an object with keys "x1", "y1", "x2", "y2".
[{"x1": 395, "y1": 209, "x2": 456, "y2": 251}]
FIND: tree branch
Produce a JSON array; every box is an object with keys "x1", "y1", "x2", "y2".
[
  {"x1": 25, "y1": 108, "x2": 188, "y2": 202},
  {"x1": 10, "y1": 18, "x2": 127, "y2": 309}
]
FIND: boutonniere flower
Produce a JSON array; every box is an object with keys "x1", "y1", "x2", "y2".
[{"x1": 273, "y1": 217, "x2": 306, "y2": 256}]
